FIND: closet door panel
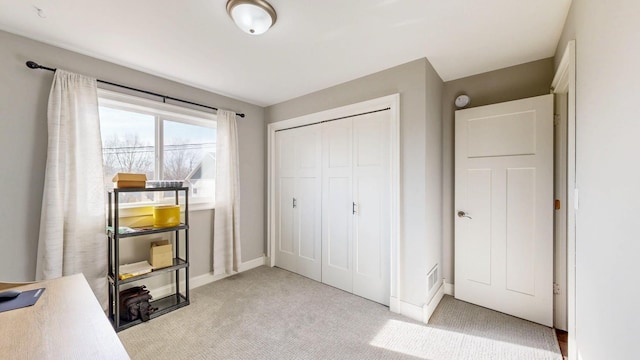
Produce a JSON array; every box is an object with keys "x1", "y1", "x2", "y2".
[
  {"x1": 354, "y1": 114, "x2": 384, "y2": 167},
  {"x1": 322, "y1": 120, "x2": 353, "y2": 293},
  {"x1": 274, "y1": 131, "x2": 298, "y2": 273},
  {"x1": 293, "y1": 125, "x2": 322, "y2": 281},
  {"x1": 326, "y1": 177, "x2": 351, "y2": 270},
  {"x1": 295, "y1": 175, "x2": 322, "y2": 281},
  {"x1": 277, "y1": 130, "x2": 296, "y2": 176},
  {"x1": 354, "y1": 176, "x2": 382, "y2": 276},
  {"x1": 275, "y1": 126, "x2": 321, "y2": 281},
  {"x1": 278, "y1": 178, "x2": 296, "y2": 255},
  {"x1": 297, "y1": 178, "x2": 318, "y2": 260},
  {"x1": 352, "y1": 112, "x2": 390, "y2": 306}
]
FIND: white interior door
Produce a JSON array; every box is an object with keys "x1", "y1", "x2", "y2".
[
  {"x1": 322, "y1": 111, "x2": 391, "y2": 306},
  {"x1": 275, "y1": 125, "x2": 322, "y2": 281},
  {"x1": 352, "y1": 112, "x2": 390, "y2": 305},
  {"x1": 321, "y1": 118, "x2": 353, "y2": 292},
  {"x1": 455, "y1": 94, "x2": 553, "y2": 326}
]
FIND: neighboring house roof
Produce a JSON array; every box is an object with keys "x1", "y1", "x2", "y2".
[{"x1": 185, "y1": 152, "x2": 215, "y2": 181}]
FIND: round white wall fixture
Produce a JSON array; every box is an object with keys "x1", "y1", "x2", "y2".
[{"x1": 455, "y1": 94, "x2": 471, "y2": 109}]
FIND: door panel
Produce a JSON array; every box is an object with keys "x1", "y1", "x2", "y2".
[
  {"x1": 455, "y1": 94, "x2": 553, "y2": 326},
  {"x1": 322, "y1": 120, "x2": 353, "y2": 293},
  {"x1": 506, "y1": 168, "x2": 536, "y2": 296},
  {"x1": 326, "y1": 177, "x2": 351, "y2": 270},
  {"x1": 293, "y1": 125, "x2": 322, "y2": 281},
  {"x1": 462, "y1": 168, "x2": 492, "y2": 285},
  {"x1": 354, "y1": 115, "x2": 383, "y2": 166},
  {"x1": 467, "y1": 111, "x2": 536, "y2": 157},
  {"x1": 275, "y1": 131, "x2": 297, "y2": 274},
  {"x1": 354, "y1": 176, "x2": 382, "y2": 277},
  {"x1": 297, "y1": 177, "x2": 319, "y2": 261},
  {"x1": 274, "y1": 125, "x2": 322, "y2": 281},
  {"x1": 352, "y1": 112, "x2": 390, "y2": 306},
  {"x1": 278, "y1": 177, "x2": 295, "y2": 255}
]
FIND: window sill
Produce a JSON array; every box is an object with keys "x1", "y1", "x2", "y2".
[{"x1": 115, "y1": 202, "x2": 214, "y2": 219}]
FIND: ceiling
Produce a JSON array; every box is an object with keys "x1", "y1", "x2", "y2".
[{"x1": 0, "y1": 0, "x2": 571, "y2": 107}]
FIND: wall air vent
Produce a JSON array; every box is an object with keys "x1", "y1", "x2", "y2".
[{"x1": 427, "y1": 264, "x2": 439, "y2": 292}]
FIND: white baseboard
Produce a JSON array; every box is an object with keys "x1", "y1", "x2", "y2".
[
  {"x1": 239, "y1": 256, "x2": 267, "y2": 272},
  {"x1": 424, "y1": 280, "x2": 445, "y2": 323},
  {"x1": 152, "y1": 255, "x2": 266, "y2": 298},
  {"x1": 264, "y1": 256, "x2": 273, "y2": 267},
  {"x1": 444, "y1": 281, "x2": 454, "y2": 296},
  {"x1": 389, "y1": 296, "x2": 425, "y2": 323}
]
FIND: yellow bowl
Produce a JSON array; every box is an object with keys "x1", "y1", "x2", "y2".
[{"x1": 153, "y1": 205, "x2": 180, "y2": 228}]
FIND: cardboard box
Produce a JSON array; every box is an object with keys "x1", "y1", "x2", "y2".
[
  {"x1": 150, "y1": 240, "x2": 173, "y2": 269},
  {"x1": 112, "y1": 173, "x2": 147, "y2": 188}
]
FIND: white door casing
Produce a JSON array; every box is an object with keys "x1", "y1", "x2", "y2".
[
  {"x1": 552, "y1": 40, "x2": 576, "y2": 360},
  {"x1": 274, "y1": 124, "x2": 322, "y2": 281},
  {"x1": 455, "y1": 94, "x2": 554, "y2": 326},
  {"x1": 553, "y1": 92, "x2": 568, "y2": 331}
]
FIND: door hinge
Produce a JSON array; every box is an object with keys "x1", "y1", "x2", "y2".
[
  {"x1": 554, "y1": 114, "x2": 560, "y2": 126},
  {"x1": 553, "y1": 283, "x2": 560, "y2": 295},
  {"x1": 293, "y1": 197, "x2": 297, "y2": 208}
]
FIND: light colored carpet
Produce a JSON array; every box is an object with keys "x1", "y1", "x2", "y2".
[{"x1": 119, "y1": 266, "x2": 561, "y2": 360}]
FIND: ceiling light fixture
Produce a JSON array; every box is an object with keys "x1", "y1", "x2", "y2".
[{"x1": 226, "y1": 0, "x2": 277, "y2": 35}]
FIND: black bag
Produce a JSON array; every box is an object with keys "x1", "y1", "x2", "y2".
[{"x1": 119, "y1": 285, "x2": 157, "y2": 322}]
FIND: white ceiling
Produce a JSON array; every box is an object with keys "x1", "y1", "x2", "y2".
[{"x1": 0, "y1": 0, "x2": 571, "y2": 106}]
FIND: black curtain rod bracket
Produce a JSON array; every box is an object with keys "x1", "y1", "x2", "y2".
[{"x1": 25, "y1": 60, "x2": 245, "y2": 118}]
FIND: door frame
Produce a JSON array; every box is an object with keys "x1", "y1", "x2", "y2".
[
  {"x1": 551, "y1": 40, "x2": 576, "y2": 360},
  {"x1": 267, "y1": 94, "x2": 400, "y2": 306}
]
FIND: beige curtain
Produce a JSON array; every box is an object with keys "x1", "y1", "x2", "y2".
[
  {"x1": 36, "y1": 70, "x2": 107, "y2": 307},
  {"x1": 213, "y1": 109, "x2": 242, "y2": 275}
]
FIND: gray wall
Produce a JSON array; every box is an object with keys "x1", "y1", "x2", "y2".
[
  {"x1": 0, "y1": 30, "x2": 265, "y2": 281},
  {"x1": 441, "y1": 58, "x2": 555, "y2": 284},
  {"x1": 555, "y1": 1, "x2": 639, "y2": 358},
  {"x1": 266, "y1": 58, "x2": 443, "y2": 307}
]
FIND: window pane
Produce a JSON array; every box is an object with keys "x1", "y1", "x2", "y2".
[
  {"x1": 99, "y1": 106, "x2": 155, "y2": 203},
  {"x1": 163, "y1": 120, "x2": 215, "y2": 202}
]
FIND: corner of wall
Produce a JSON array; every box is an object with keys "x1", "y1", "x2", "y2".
[{"x1": 424, "y1": 279, "x2": 445, "y2": 323}]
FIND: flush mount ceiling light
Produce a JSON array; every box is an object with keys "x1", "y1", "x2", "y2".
[{"x1": 226, "y1": 0, "x2": 277, "y2": 35}]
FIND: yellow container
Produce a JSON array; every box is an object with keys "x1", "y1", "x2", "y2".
[{"x1": 153, "y1": 205, "x2": 180, "y2": 228}]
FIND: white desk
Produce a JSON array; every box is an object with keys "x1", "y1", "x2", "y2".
[{"x1": 0, "y1": 274, "x2": 130, "y2": 359}]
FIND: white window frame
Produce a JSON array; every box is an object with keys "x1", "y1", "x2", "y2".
[{"x1": 98, "y1": 89, "x2": 217, "y2": 212}]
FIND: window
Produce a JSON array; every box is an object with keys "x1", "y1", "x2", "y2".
[{"x1": 98, "y1": 89, "x2": 216, "y2": 208}]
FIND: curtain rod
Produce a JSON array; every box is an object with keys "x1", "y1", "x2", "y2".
[{"x1": 25, "y1": 61, "x2": 245, "y2": 118}]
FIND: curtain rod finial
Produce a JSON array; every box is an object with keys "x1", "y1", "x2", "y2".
[{"x1": 26, "y1": 61, "x2": 40, "y2": 69}]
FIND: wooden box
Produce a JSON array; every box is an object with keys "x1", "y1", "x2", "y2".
[{"x1": 112, "y1": 173, "x2": 147, "y2": 188}]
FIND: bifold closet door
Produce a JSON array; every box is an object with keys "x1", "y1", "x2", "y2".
[
  {"x1": 322, "y1": 111, "x2": 391, "y2": 305},
  {"x1": 321, "y1": 119, "x2": 353, "y2": 293},
  {"x1": 274, "y1": 125, "x2": 322, "y2": 281}
]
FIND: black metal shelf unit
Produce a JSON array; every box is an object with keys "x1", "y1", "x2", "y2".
[{"x1": 107, "y1": 187, "x2": 190, "y2": 332}]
